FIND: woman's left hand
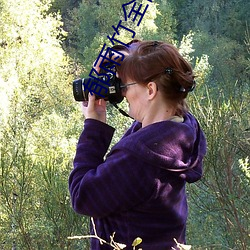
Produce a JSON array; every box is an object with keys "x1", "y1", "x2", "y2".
[{"x1": 81, "y1": 93, "x2": 107, "y2": 123}]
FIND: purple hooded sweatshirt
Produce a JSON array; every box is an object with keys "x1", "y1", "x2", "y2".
[{"x1": 69, "y1": 112, "x2": 206, "y2": 250}]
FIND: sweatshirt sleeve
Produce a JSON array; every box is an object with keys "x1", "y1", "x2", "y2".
[{"x1": 69, "y1": 119, "x2": 156, "y2": 218}]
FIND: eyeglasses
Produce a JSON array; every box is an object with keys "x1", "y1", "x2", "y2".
[{"x1": 120, "y1": 83, "x2": 137, "y2": 93}]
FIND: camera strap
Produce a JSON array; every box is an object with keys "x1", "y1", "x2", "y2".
[{"x1": 112, "y1": 103, "x2": 134, "y2": 120}]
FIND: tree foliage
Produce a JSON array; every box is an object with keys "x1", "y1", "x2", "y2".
[
  {"x1": 0, "y1": 0, "x2": 249, "y2": 249},
  {"x1": 0, "y1": 0, "x2": 87, "y2": 248}
]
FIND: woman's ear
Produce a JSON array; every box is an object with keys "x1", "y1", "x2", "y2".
[{"x1": 147, "y1": 82, "x2": 158, "y2": 100}]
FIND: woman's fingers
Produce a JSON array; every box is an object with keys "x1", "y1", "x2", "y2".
[{"x1": 93, "y1": 50, "x2": 129, "y2": 73}]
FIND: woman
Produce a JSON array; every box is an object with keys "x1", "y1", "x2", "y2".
[{"x1": 69, "y1": 41, "x2": 207, "y2": 250}]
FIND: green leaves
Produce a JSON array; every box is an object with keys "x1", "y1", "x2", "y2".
[
  {"x1": 0, "y1": 0, "x2": 249, "y2": 249},
  {"x1": 132, "y1": 237, "x2": 142, "y2": 248},
  {"x1": 0, "y1": 0, "x2": 86, "y2": 248}
]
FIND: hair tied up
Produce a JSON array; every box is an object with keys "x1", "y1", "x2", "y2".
[
  {"x1": 153, "y1": 41, "x2": 159, "y2": 47},
  {"x1": 165, "y1": 67, "x2": 173, "y2": 75}
]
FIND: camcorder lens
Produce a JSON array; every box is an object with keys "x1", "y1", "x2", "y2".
[
  {"x1": 72, "y1": 79, "x2": 85, "y2": 101},
  {"x1": 72, "y1": 77, "x2": 124, "y2": 104},
  {"x1": 72, "y1": 62, "x2": 124, "y2": 104},
  {"x1": 73, "y1": 78, "x2": 109, "y2": 102}
]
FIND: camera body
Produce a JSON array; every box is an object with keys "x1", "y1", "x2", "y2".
[{"x1": 72, "y1": 63, "x2": 124, "y2": 104}]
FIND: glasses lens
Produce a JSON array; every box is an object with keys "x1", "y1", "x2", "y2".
[{"x1": 120, "y1": 83, "x2": 137, "y2": 93}]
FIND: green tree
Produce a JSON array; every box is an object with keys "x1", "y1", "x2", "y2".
[
  {"x1": 65, "y1": 0, "x2": 161, "y2": 72},
  {"x1": 185, "y1": 30, "x2": 250, "y2": 250},
  {"x1": 168, "y1": 0, "x2": 250, "y2": 86},
  {"x1": 1, "y1": 0, "x2": 249, "y2": 248},
  {"x1": 0, "y1": 0, "x2": 87, "y2": 248}
]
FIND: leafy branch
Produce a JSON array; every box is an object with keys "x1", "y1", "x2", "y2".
[{"x1": 68, "y1": 217, "x2": 143, "y2": 250}]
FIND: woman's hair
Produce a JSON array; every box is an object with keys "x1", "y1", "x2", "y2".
[{"x1": 118, "y1": 41, "x2": 196, "y2": 116}]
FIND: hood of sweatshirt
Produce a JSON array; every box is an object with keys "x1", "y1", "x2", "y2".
[{"x1": 114, "y1": 112, "x2": 207, "y2": 183}]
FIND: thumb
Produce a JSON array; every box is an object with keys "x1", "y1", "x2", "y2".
[{"x1": 87, "y1": 93, "x2": 96, "y2": 110}]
